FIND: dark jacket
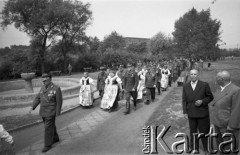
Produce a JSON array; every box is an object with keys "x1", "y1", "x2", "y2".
[
  {"x1": 32, "y1": 82, "x2": 63, "y2": 117},
  {"x1": 123, "y1": 69, "x2": 139, "y2": 91},
  {"x1": 145, "y1": 71, "x2": 158, "y2": 88},
  {"x1": 156, "y1": 68, "x2": 162, "y2": 82},
  {"x1": 182, "y1": 80, "x2": 213, "y2": 118},
  {"x1": 97, "y1": 72, "x2": 107, "y2": 90}
]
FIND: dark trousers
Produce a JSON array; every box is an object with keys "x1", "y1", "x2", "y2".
[
  {"x1": 188, "y1": 116, "x2": 210, "y2": 152},
  {"x1": 42, "y1": 116, "x2": 59, "y2": 147},
  {"x1": 146, "y1": 87, "x2": 155, "y2": 101},
  {"x1": 156, "y1": 82, "x2": 161, "y2": 94},
  {"x1": 99, "y1": 90, "x2": 104, "y2": 97},
  {"x1": 214, "y1": 126, "x2": 239, "y2": 154},
  {"x1": 168, "y1": 76, "x2": 172, "y2": 86},
  {"x1": 125, "y1": 90, "x2": 137, "y2": 107}
]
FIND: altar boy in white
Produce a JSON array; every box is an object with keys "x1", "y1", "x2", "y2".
[{"x1": 79, "y1": 72, "x2": 94, "y2": 108}]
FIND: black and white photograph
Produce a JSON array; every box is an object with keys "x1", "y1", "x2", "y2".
[{"x1": 0, "y1": 0, "x2": 240, "y2": 154}]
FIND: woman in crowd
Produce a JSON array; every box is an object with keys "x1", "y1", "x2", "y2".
[
  {"x1": 100, "y1": 70, "x2": 122, "y2": 112},
  {"x1": 137, "y1": 65, "x2": 147, "y2": 101},
  {"x1": 79, "y1": 72, "x2": 94, "y2": 108}
]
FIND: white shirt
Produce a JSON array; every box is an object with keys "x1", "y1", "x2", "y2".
[
  {"x1": 191, "y1": 80, "x2": 198, "y2": 91},
  {"x1": 220, "y1": 81, "x2": 231, "y2": 92}
]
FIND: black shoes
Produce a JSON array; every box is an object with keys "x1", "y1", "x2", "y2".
[{"x1": 41, "y1": 146, "x2": 52, "y2": 153}]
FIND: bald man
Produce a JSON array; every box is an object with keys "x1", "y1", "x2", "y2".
[
  {"x1": 209, "y1": 71, "x2": 240, "y2": 154},
  {"x1": 182, "y1": 69, "x2": 214, "y2": 155}
]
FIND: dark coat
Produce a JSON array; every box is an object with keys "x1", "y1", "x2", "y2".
[
  {"x1": 97, "y1": 72, "x2": 107, "y2": 90},
  {"x1": 123, "y1": 69, "x2": 139, "y2": 92},
  {"x1": 145, "y1": 71, "x2": 158, "y2": 88},
  {"x1": 32, "y1": 82, "x2": 63, "y2": 117},
  {"x1": 209, "y1": 83, "x2": 240, "y2": 129},
  {"x1": 182, "y1": 80, "x2": 213, "y2": 118},
  {"x1": 156, "y1": 68, "x2": 162, "y2": 82}
]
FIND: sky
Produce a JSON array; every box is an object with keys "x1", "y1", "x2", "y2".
[{"x1": 0, "y1": 0, "x2": 239, "y2": 49}]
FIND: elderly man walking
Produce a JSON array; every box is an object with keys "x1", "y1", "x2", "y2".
[
  {"x1": 29, "y1": 73, "x2": 63, "y2": 153},
  {"x1": 209, "y1": 71, "x2": 240, "y2": 154}
]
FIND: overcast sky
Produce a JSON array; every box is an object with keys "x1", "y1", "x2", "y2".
[{"x1": 0, "y1": 0, "x2": 239, "y2": 49}]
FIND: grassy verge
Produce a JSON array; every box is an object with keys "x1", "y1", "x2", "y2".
[{"x1": 146, "y1": 59, "x2": 240, "y2": 137}]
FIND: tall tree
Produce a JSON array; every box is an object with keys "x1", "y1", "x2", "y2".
[
  {"x1": 55, "y1": 0, "x2": 92, "y2": 73},
  {"x1": 149, "y1": 32, "x2": 173, "y2": 60},
  {"x1": 100, "y1": 31, "x2": 126, "y2": 52},
  {"x1": 172, "y1": 8, "x2": 221, "y2": 60},
  {"x1": 1, "y1": 0, "x2": 64, "y2": 73}
]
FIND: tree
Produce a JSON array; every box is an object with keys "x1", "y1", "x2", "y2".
[
  {"x1": 149, "y1": 32, "x2": 173, "y2": 60},
  {"x1": 55, "y1": 0, "x2": 92, "y2": 73},
  {"x1": 172, "y1": 8, "x2": 221, "y2": 61},
  {"x1": 100, "y1": 31, "x2": 126, "y2": 52},
  {"x1": 1, "y1": 0, "x2": 65, "y2": 73},
  {"x1": 87, "y1": 36, "x2": 101, "y2": 54},
  {"x1": 126, "y1": 42, "x2": 148, "y2": 54}
]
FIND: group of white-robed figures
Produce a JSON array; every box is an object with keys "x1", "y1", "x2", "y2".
[
  {"x1": 77, "y1": 65, "x2": 171, "y2": 110},
  {"x1": 78, "y1": 71, "x2": 122, "y2": 111}
]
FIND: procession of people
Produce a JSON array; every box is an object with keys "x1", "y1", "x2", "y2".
[{"x1": 78, "y1": 59, "x2": 186, "y2": 115}]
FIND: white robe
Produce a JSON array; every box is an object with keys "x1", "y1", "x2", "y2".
[{"x1": 79, "y1": 77, "x2": 94, "y2": 106}]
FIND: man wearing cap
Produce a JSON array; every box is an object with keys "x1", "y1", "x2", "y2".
[
  {"x1": 123, "y1": 63, "x2": 139, "y2": 114},
  {"x1": 29, "y1": 73, "x2": 63, "y2": 153},
  {"x1": 97, "y1": 67, "x2": 107, "y2": 98}
]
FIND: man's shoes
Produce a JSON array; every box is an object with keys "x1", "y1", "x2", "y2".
[
  {"x1": 144, "y1": 100, "x2": 150, "y2": 105},
  {"x1": 53, "y1": 139, "x2": 59, "y2": 144},
  {"x1": 41, "y1": 146, "x2": 52, "y2": 153},
  {"x1": 124, "y1": 109, "x2": 130, "y2": 115},
  {"x1": 133, "y1": 106, "x2": 137, "y2": 111},
  {"x1": 204, "y1": 150, "x2": 210, "y2": 155}
]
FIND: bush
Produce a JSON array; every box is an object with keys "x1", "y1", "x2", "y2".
[
  {"x1": 74, "y1": 53, "x2": 101, "y2": 72},
  {"x1": 100, "y1": 49, "x2": 143, "y2": 68},
  {"x1": 0, "y1": 61, "x2": 13, "y2": 80}
]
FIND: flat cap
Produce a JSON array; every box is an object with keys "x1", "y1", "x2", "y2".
[{"x1": 42, "y1": 73, "x2": 52, "y2": 78}]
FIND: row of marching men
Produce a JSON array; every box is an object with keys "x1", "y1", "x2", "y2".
[{"x1": 78, "y1": 63, "x2": 173, "y2": 115}]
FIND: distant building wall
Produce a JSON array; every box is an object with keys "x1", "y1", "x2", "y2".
[{"x1": 124, "y1": 37, "x2": 150, "y2": 47}]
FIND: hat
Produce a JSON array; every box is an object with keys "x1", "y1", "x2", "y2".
[
  {"x1": 100, "y1": 66, "x2": 105, "y2": 70},
  {"x1": 127, "y1": 63, "x2": 132, "y2": 67},
  {"x1": 42, "y1": 73, "x2": 52, "y2": 78}
]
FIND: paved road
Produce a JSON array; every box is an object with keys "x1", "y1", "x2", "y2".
[{"x1": 13, "y1": 84, "x2": 176, "y2": 155}]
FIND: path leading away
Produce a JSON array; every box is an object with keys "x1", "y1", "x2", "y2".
[{"x1": 15, "y1": 85, "x2": 175, "y2": 155}]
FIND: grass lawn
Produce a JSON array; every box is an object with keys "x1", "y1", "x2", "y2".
[{"x1": 146, "y1": 58, "x2": 240, "y2": 137}]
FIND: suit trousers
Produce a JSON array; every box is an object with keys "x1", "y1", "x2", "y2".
[
  {"x1": 42, "y1": 116, "x2": 59, "y2": 147},
  {"x1": 146, "y1": 87, "x2": 155, "y2": 101},
  {"x1": 156, "y1": 82, "x2": 161, "y2": 94},
  {"x1": 188, "y1": 116, "x2": 210, "y2": 152},
  {"x1": 214, "y1": 126, "x2": 239, "y2": 154},
  {"x1": 125, "y1": 90, "x2": 137, "y2": 107},
  {"x1": 99, "y1": 90, "x2": 104, "y2": 97}
]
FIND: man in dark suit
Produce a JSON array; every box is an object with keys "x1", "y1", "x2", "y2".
[
  {"x1": 29, "y1": 73, "x2": 63, "y2": 153},
  {"x1": 182, "y1": 69, "x2": 213, "y2": 155},
  {"x1": 209, "y1": 71, "x2": 240, "y2": 154},
  {"x1": 97, "y1": 66, "x2": 107, "y2": 98},
  {"x1": 123, "y1": 63, "x2": 139, "y2": 114},
  {"x1": 144, "y1": 66, "x2": 158, "y2": 104}
]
